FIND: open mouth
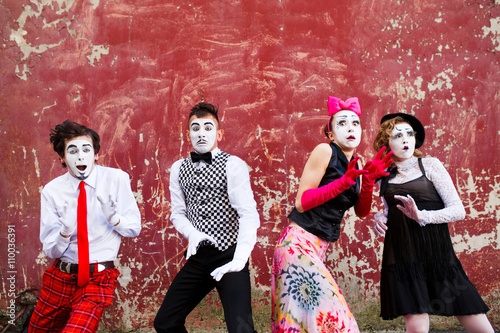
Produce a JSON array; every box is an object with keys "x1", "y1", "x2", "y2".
[
  {"x1": 77, "y1": 165, "x2": 87, "y2": 171},
  {"x1": 403, "y1": 145, "x2": 409, "y2": 151}
]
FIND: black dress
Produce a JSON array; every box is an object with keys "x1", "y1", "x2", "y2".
[{"x1": 379, "y1": 159, "x2": 489, "y2": 319}]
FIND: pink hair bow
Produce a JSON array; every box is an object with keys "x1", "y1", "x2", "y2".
[{"x1": 327, "y1": 96, "x2": 362, "y2": 116}]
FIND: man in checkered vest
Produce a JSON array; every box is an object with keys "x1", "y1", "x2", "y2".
[{"x1": 154, "y1": 102, "x2": 260, "y2": 333}]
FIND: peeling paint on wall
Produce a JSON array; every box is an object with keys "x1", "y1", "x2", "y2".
[{"x1": 1, "y1": 0, "x2": 499, "y2": 331}]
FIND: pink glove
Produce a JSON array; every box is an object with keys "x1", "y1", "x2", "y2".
[
  {"x1": 301, "y1": 156, "x2": 367, "y2": 211},
  {"x1": 363, "y1": 147, "x2": 394, "y2": 185},
  {"x1": 355, "y1": 147, "x2": 393, "y2": 217}
]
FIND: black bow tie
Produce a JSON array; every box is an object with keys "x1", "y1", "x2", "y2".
[{"x1": 190, "y1": 152, "x2": 212, "y2": 164}]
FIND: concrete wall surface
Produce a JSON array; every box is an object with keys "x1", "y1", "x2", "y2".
[{"x1": 1, "y1": 0, "x2": 499, "y2": 331}]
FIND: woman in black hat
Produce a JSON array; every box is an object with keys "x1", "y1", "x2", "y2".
[{"x1": 372, "y1": 113, "x2": 493, "y2": 333}]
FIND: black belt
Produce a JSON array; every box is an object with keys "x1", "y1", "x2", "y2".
[{"x1": 55, "y1": 259, "x2": 115, "y2": 274}]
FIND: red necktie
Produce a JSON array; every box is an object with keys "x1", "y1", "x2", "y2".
[{"x1": 77, "y1": 181, "x2": 90, "y2": 287}]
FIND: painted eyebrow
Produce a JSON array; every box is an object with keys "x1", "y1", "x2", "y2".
[
  {"x1": 395, "y1": 125, "x2": 412, "y2": 131},
  {"x1": 337, "y1": 115, "x2": 359, "y2": 119},
  {"x1": 67, "y1": 143, "x2": 92, "y2": 149},
  {"x1": 191, "y1": 121, "x2": 215, "y2": 127}
]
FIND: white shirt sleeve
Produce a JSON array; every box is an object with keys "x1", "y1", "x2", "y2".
[
  {"x1": 169, "y1": 159, "x2": 197, "y2": 239},
  {"x1": 112, "y1": 171, "x2": 142, "y2": 237},
  {"x1": 40, "y1": 189, "x2": 71, "y2": 259},
  {"x1": 226, "y1": 156, "x2": 260, "y2": 262}
]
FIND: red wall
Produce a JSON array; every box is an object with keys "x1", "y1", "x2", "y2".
[{"x1": 1, "y1": 0, "x2": 499, "y2": 330}]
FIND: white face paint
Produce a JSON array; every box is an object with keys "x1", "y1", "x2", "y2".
[
  {"x1": 189, "y1": 116, "x2": 219, "y2": 154},
  {"x1": 64, "y1": 136, "x2": 96, "y2": 180},
  {"x1": 330, "y1": 110, "x2": 362, "y2": 152},
  {"x1": 389, "y1": 122, "x2": 416, "y2": 161}
]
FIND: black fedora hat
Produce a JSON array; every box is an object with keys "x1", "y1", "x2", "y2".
[{"x1": 380, "y1": 113, "x2": 425, "y2": 148}]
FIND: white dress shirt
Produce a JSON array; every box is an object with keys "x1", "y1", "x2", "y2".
[
  {"x1": 40, "y1": 165, "x2": 141, "y2": 263},
  {"x1": 169, "y1": 148, "x2": 260, "y2": 260}
]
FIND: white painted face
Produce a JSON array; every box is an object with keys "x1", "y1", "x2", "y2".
[
  {"x1": 63, "y1": 136, "x2": 96, "y2": 180},
  {"x1": 329, "y1": 110, "x2": 362, "y2": 152},
  {"x1": 389, "y1": 122, "x2": 416, "y2": 161},
  {"x1": 189, "y1": 116, "x2": 220, "y2": 154}
]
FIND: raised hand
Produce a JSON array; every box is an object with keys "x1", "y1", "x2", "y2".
[
  {"x1": 97, "y1": 195, "x2": 120, "y2": 226},
  {"x1": 302, "y1": 156, "x2": 368, "y2": 212},
  {"x1": 59, "y1": 201, "x2": 77, "y2": 237},
  {"x1": 364, "y1": 147, "x2": 393, "y2": 184},
  {"x1": 344, "y1": 156, "x2": 369, "y2": 183},
  {"x1": 394, "y1": 194, "x2": 425, "y2": 226}
]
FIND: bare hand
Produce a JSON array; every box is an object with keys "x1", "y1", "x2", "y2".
[
  {"x1": 394, "y1": 194, "x2": 425, "y2": 225},
  {"x1": 373, "y1": 210, "x2": 388, "y2": 237}
]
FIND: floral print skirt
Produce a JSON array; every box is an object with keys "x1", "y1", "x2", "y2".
[{"x1": 271, "y1": 225, "x2": 359, "y2": 333}]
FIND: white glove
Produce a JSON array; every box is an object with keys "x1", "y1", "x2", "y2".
[
  {"x1": 394, "y1": 195, "x2": 425, "y2": 226},
  {"x1": 210, "y1": 258, "x2": 246, "y2": 282},
  {"x1": 59, "y1": 201, "x2": 77, "y2": 237},
  {"x1": 97, "y1": 195, "x2": 120, "y2": 226},
  {"x1": 186, "y1": 230, "x2": 217, "y2": 260},
  {"x1": 373, "y1": 210, "x2": 388, "y2": 237}
]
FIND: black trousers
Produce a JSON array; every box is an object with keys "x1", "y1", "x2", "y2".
[{"x1": 154, "y1": 245, "x2": 257, "y2": 333}]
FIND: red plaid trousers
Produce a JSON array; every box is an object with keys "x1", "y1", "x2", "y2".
[{"x1": 29, "y1": 262, "x2": 120, "y2": 333}]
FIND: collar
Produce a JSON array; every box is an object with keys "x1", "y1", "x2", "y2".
[
  {"x1": 211, "y1": 147, "x2": 221, "y2": 157},
  {"x1": 330, "y1": 142, "x2": 352, "y2": 165},
  {"x1": 393, "y1": 156, "x2": 418, "y2": 172},
  {"x1": 68, "y1": 165, "x2": 98, "y2": 190}
]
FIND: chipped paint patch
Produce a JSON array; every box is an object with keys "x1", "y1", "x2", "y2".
[
  {"x1": 87, "y1": 45, "x2": 110, "y2": 67},
  {"x1": 482, "y1": 18, "x2": 500, "y2": 51},
  {"x1": 35, "y1": 251, "x2": 49, "y2": 266},
  {"x1": 452, "y1": 224, "x2": 500, "y2": 254}
]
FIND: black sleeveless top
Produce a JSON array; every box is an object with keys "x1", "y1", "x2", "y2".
[
  {"x1": 378, "y1": 158, "x2": 490, "y2": 319},
  {"x1": 288, "y1": 142, "x2": 360, "y2": 242},
  {"x1": 380, "y1": 158, "x2": 457, "y2": 280}
]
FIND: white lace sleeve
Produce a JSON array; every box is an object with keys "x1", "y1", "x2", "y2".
[{"x1": 419, "y1": 157, "x2": 466, "y2": 224}]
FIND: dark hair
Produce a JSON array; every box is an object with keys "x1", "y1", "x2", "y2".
[
  {"x1": 373, "y1": 116, "x2": 423, "y2": 158},
  {"x1": 50, "y1": 120, "x2": 100, "y2": 168},
  {"x1": 323, "y1": 115, "x2": 334, "y2": 138},
  {"x1": 188, "y1": 102, "x2": 220, "y2": 128}
]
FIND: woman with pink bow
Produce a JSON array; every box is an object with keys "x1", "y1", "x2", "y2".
[{"x1": 271, "y1": 96, "x2": 393, "y2": 333}]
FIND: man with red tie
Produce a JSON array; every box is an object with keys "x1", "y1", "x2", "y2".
[{"x1": 29, "y1": 120, "x2": 141, "y2": 332}]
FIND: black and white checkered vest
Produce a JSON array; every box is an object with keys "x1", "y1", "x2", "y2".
[{"x1": 178, "y1": 151, "x2": 239, "y2": 251}]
